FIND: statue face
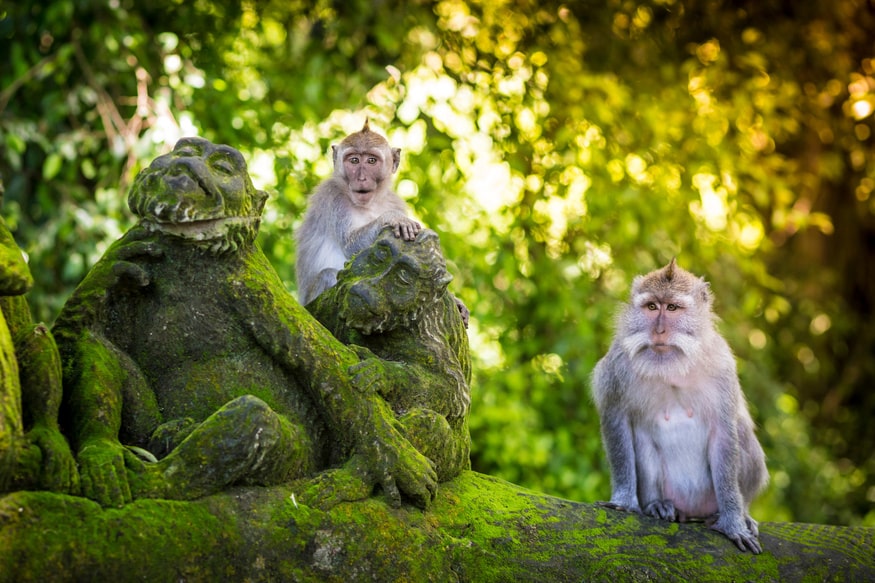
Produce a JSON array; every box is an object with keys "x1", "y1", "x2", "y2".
[
  {"x1": 337, "y1": 230, "x2": 452, "y2": 334},
  {"x1": 128, "y1": 137, "x2": 267, "y2": 244}
]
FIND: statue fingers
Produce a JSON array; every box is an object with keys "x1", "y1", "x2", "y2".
[{"x1": 379, "y1": 475, "x2": 402, "y2": 508}]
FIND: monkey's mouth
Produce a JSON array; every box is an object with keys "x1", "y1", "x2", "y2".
[
  {"x1": 141, "y1": 215, "x2": 258, "y2": 241},
  {"x1": 651, "y1": 344, "x2": 674, "y2": 355}
]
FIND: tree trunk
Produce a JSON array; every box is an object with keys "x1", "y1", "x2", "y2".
[{"x1": 2, "y1": 471, "x2": 872, "y2": 582}]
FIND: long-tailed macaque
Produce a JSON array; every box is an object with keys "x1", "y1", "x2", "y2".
[
  {"x1": 295, "y1": 120, "x2": 421, "y2": 306},
  {"x1": 591, "y1": 259, "x2": 768, "y2": 553}
]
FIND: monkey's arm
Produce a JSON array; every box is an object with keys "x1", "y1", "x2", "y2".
[
  {"x1": 592, "y1": 353, "x2": 641, "y2": 513},
  {"x1": 707, "y1": 377, "x2": 762, "y2": 553}
]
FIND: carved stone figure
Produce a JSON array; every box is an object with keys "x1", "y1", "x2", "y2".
[
  {"x1": 306, "y1": 228, "x2": 471, "y2": 494},
  {"x1": 0, "y1": 193, "x2": 78, "y2": 494},
  {"x1": 52, "y1": 138, "x2": 439, "y2": 508}
]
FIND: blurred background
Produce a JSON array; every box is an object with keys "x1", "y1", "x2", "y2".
[{"x1": 1, "y1": 0, "x2": 873, "y2": 526}]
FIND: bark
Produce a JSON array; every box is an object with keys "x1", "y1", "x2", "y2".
[{"x1": 1, "y1": 470, "x2": 872, "y2": 582}]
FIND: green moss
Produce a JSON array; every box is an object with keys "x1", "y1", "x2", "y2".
[{"x1": 6, "y1": 472, "x2": 869, "y2": 581}]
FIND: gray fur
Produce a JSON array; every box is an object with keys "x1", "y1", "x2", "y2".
[{"x1": 591, "y1": 260, "x2": 768, "y2": 553}]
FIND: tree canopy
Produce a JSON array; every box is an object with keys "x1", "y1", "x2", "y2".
[{"x1": 1, "y1": 0, "x2": 873, "y2": 526}]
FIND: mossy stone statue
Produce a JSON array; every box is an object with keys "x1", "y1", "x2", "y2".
[
  {"x1": 305, "y1": 228, "x2": 471, "y2": 498},
  {"x1": 52, "y1": 137, "x2": 450, "y2": 509},
  {"x1": 0, "y1": 191, "x2": 78, "y2": 495}
]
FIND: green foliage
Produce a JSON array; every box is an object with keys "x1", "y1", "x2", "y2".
[{"x1": 2, "y1": 0, "x2": 873, "y2": 526}]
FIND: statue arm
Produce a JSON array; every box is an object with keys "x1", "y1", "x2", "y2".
[
  {"x1": 52, "y1": 228, "x2": 163, "y2": 506},
  {"x1": 61, "y1": 330, "x2": 132, "y2": 506},
  {"x1": 236, "y1": 255, "x2": 438, "y2": 508}
]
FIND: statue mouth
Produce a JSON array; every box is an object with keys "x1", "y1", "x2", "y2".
[{"x1": 141, "y1": 215, "x2": 257, "y2": 241}]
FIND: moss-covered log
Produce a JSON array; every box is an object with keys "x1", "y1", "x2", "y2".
[{"x1": 2, "y1": 470, "x2": 872, "y2": 582}]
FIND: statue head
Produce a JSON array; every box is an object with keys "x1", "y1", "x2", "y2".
[
  {"x1": 128, "y1": 138, "x2": 268, "y2": 253},
  {"x1": 334, "y1": 229, "x2": 453, "y2": 334}
]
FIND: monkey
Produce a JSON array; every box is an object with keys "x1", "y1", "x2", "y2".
[
  {"x1": 295, "y1": 120, "x2": 422, "y2": 306},
  {"x1": 590, "y1": 258, "x2": 768, "y2": 554}
]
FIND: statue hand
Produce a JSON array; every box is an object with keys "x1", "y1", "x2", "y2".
[
  {"x1": 77, "y1": 438, "x2": 132, "y2": 507},
  {"x1": 92, "y1": 227, "x2": 164, "y2": 292},
  {"x1": 357, "y1": 416, "x2": 438, "y2": 509},
  {"x1": 26, "y1": 424, "x2": 80, "y2": 494},
  {"x1": 295, "y1": 456, "x2": 374, "y2": 511},
  {"x1": 348, "y1": 348, "x2": 392, "y2": 398}
]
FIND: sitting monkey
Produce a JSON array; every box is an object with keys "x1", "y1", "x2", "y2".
[
  {"x1": 591, "y1": 259, "x2": 768, "y2": 553},
  {"x1": 295, "y1": 120, "x2": 421, "y2": 306}
]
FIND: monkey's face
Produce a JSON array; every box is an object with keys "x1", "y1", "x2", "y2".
[
  {"x1": 332, "y1": 127, "x2": 401, "y2": 206},
  {"x1": 128, "y1": 137, "x2": 267, "y2": 249},
  {"x1": 335, "y1": 147, "x2": 394, "y2": 205},
  {"x1": 619, "y1": 262, "x2": 713, "y2": 379}
]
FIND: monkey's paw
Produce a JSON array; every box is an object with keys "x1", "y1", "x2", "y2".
[
  {"x1": 643, "y1": 499, "x2": 677, "y2": 521},
  {"x1": 707, "y1": 513, "x2": 763, "y2": 554}
]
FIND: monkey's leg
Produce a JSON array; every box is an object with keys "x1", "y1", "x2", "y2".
[
  {"x1": 127, "y1": 395, "x2": 314, "y2": 501},
  {"x1": 634, "y1": 433, "x2": 678, "y2": 521}
]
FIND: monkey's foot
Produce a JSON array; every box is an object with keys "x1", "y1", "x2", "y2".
[
  {"x1": 643, "y1": 499, "x2": 677, "y2": 521},
  {"x1": 597, "y1": 500, "x2": 641, "y2": 514},
  {"x1": 707, "y1": 512, "x2": 763, "y2": 554}
]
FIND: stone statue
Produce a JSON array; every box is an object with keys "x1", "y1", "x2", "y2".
[
  {"x1": 302, "y1": 228, "x2": 471, "y2": 503},
  {"x1": 52, "y1": 138, "x2": 443, "y2": 508},
  {"x1": 0, "y1": 190, "x2": 78, "y2": 494}
]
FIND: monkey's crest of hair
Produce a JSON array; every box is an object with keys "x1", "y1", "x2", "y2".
[
  {"x1": 339, "y1": 118, "x2": 390, "y2": 150},
  {"x1": 631, "y1": 258, "x2": 713, "y2": 307}
]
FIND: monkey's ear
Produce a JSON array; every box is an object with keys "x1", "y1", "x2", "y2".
[
  {"x1": 629, "y1": 274, "x2": 644, "y2": 296},
  {"x1": 698, "y1": 278, "x2": 713, "y2": 305},
  {"x1": 391, "y1": 147, "x2": 401, "y2": 172}
]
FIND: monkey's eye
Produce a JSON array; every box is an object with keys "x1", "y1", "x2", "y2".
[
  {"x1": 646, "y1": 302, "x2": 658, "y2": 311},
  {"x1": 367, "y1": 156, "x2": 378, "y2": 165},
  {"x1": 667, "y1": 304, "x2": 679, "y2": 311},
  {"x1": 348, "y1": 156, "x2": 360, "y2": 165}
]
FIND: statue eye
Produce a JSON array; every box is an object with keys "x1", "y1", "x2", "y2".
[
  {"x1": 395, "y1": 266, "x2": 414, "y2": 285},
  {"x1": 212, "y1": 159, "x2": 235, "y2": 174},
  {"x1": 370, "y1": 244, "x2": 391, "y2": 265}
]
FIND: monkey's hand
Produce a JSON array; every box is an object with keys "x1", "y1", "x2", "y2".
[
  {"x1": 26, "y1": 424, "x2": 80, "y2": 494},
  {"x1": 707, "y1": 512, "x2": 763, "y2": 554},
  {"x1": 77, "y1": 437, "x2": 133, "y2": 507},
  {"x1": 379, "y1": 211, "x2": 421, "y2": 241},
  {"x1": 598, "y1": 494, "x2": 641, "y2": 514}
]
